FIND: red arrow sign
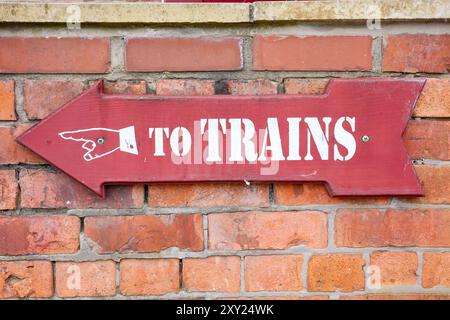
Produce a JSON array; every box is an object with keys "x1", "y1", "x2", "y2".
[{"x1": 17, "y1": 79, "x2": 425, "y2": 198}]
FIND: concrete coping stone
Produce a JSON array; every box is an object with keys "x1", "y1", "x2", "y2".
[{"x1": 0, "y1": 0, "x2": 448, "y2": 24}]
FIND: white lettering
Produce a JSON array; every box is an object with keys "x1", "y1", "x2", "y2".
[
  {"x1": 148, "y1": 127, "x2": 169, "y2": 156},
  {"x1": 304, "y1": 117, "x2": 331, "y2": 160},
  {"x1": 334, "y1": 116, "x2": 356, "y2": 161},
  {"x1": 170, "y1": 126, "x2": 192, "y2": 156},
  {"x1": 258, "y1": 118, "x2": 285, "y2": 161},
  {"x1": 201, "y1": 118, "x2": 226, "y2": 162}
]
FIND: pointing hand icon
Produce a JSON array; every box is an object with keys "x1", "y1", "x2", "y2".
[{"x1": 59, "y1": 126, "x2": 138, "y2": 161}]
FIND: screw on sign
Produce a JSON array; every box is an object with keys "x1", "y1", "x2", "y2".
[{"x1": 17, "y1": 79, "x2": 425, "y2": 198}]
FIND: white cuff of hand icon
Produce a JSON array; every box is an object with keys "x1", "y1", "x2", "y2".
[{"x1": 119, "y1": 126, "x2": 138, "y2": 155}]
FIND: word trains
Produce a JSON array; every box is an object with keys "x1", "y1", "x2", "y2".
[{"x1": 149, "y1": 116, "x2": 356, "y2": 162}]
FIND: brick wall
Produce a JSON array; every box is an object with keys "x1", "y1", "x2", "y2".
[{"x1": 0, "y1": 3, "x2": 449, "y2": 300}]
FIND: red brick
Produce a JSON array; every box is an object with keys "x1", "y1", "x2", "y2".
[
  {"x1": 0, "y1": 261, "x2": 53, "y2": 298},
  {"x1": 0, "y1": 170, "x2": 18, "y2": 210},
  {"x1": 120, "y1": 259, "x2": 179, "y2": 296},
  {"x1": 339, "y1": 295, "x2": 368, "y2": 300},
  {"x1": 183, "y1": 256, "x2": 241, "y2": 293},
  {"x1": 126, "y1": 37, "x2": 242, "y2": 71},
  {"x1": 208, "y1": 211, "x2": 327, "y2": 250},
  {"x1": 274, "y1": 166, "x2": 450, "y2": 209},
  {"x1": 405, "y1": 166, "x2": 450, "y2": 204},
  {"x1": 284, "y1": 78, "x2": 329, "y2": 95},
  {"x1": 102, "y1": 80, "x2": 147, "y2": 95},
  {"x1": 149, "y1": 183, "x2": 269, "y2": 208},
  {"x1": 383, "y1": 35, "x2": 450, "y2": 73},
  {"x1": 0, "y1": 215, "x2": 80, "y2": 255},
  {"x1": 84, "y1": 214, "x2": 203, "y2": 253},
  {"x1": 308, "y1": 254, "x2": 365, "y2": 292},
  {"x1": 404, "y1": 121, "x2": 449, "y2": 160},
  {"x1": 274, "y1": 183, "x2": 389, "y2": 205},
  {"x1": 0, "y1": 125, "x2": 46, "y2": 164},
  {"x1": 335, "y1": 209, "x2": 450, "y2": 247},
  {"x1": 370, "y1": 251, "x2": 418, "y2": 287},
  {"x1": 423, "y1": 253, "x2": 450, "y2": 288},
  {"x1": 414, "y1": 78, "x2": 450, "y2": 117},
  {"x1": 19, "y1": 169, "x2": 144, "y2": 209},
  {"x1": 245, "y1": 255, "x2": 303, "y2": 291},
  {"x1": 55, "y1": 261, "x2": 116, "y2": 297},
  {"x1": 220, "y1": 79, "x2": 278, "y2": 95},
  {"x1": 156, "y1": 79, "x2": 215, "y2": 95},
  {"x1": 0, "y1": 37, "x2": 110, "y2": 73},
  {"x1": 253, "y1": 36, "x2": 372, "y2": 71},
  {"x1": 24, "y1": 80, "x2": 85, "y2": 119},
  {"x1": 367, "y1": 294, "x2": 450, "y2": 300},
  {"x1": 0, "y1": 80, "x2": 15, "y2": 120}
]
